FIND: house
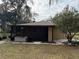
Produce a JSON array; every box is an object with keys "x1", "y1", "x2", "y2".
[{"x1": 10, "y1": 21, "x2": 66, "y2": 42}]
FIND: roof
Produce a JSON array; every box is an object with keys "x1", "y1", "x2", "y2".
[{"x1": 15, "y1": 21, "x2": 55, "y2": 26}]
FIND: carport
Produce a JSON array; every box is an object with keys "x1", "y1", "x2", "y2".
[
  {"x1": 24, "y1": 26, "x2": 48, "y2": 42},
  {"x1": 10, "y1": 21, "x2": 65, "y2": 42}
]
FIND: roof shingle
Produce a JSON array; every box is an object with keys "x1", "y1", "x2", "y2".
[{"x1": 16, "y1": 21, "x2": 55, "y2": 26}]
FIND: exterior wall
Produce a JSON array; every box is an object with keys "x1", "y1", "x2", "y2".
[
  {"x1": 48, "y1": 26, "x2": 53, "y2": 42},
  {"x1": 53, "y1": 27, "x2": 66, "y2": 40}
]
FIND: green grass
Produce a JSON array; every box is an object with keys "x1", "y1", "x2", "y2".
[{"x1": 0, "y1": 43, "x2": 79, "y2": 59}]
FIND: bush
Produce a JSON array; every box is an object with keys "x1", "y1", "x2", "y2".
[
  {"x1": 63, "y1": 41, "x2": 79, "y2": 46},
  {"x1": 2, "y1": 36, "x2": 7, "y2": 39},
  {"x1": 71, "y1": 41, "x2": 79, "y2": 46}
]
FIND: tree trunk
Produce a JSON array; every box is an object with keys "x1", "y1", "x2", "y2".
[
  {"x1": 66, "y1": 33, "x2": 74, "y2": 43},
  {"x1": 68, "y1": 38, "x2": 72, "y2": 43}
]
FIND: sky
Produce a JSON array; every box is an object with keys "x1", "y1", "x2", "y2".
[
  {"x1": 27, "y1": 0, "x2": 79, "y2": 21},
  {"x1": 0, "y1": 0, "x2": 79, "y2": 21},
  {"x1": 0, "y1": 0, "x2": 2, "y2": 4}
]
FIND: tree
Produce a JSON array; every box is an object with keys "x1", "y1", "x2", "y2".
[
  {"x1": 53, "y1": 5, "x2": 79, "y2": 43},
  {"x1": 1, "y1": 0, "x2": 32, "y2": 24},
  {"x1": 0, "y1": 0, "x2": 33, "y2": 39},
  {"x1": 0, "y1": 0, "x2": 32, "y2": 32}
]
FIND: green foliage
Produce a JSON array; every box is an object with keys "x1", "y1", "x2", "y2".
[
  {"x1": 1, "y1": 0, "x2": 32, "y2": 24},
  {"x1": 53, "y1": 6, "x2": 79, "y2": 34},
  {"x1": 0, "y1": 0, "x2": 32, "y2": 32}
]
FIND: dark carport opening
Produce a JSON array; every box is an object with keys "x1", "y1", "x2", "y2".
[
  {"x1": 10, "y1": 26, "x2": 48, "y2": 42},
  {"x1": 27, "y1": 26, "x2": 48, "y2": 42}
]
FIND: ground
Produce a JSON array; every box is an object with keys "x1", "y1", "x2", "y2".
[{"x1": 0, "y1": 43, "x2": 79, "y2": 59}]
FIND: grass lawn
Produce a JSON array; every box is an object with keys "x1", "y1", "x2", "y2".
[{"x1": 0, "y1": 43, "x2": 79, "y2": 59}]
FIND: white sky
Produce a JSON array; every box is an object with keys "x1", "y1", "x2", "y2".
[
  {"x1": 27, "y1": 0, "x2": 79, "y2": 21},
  {"x1": 0, "y1": 0, "x2": 79, "y2": 21},
  {"x1": 0, "y1": 0, "x2": 3, "y2": 4}
]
